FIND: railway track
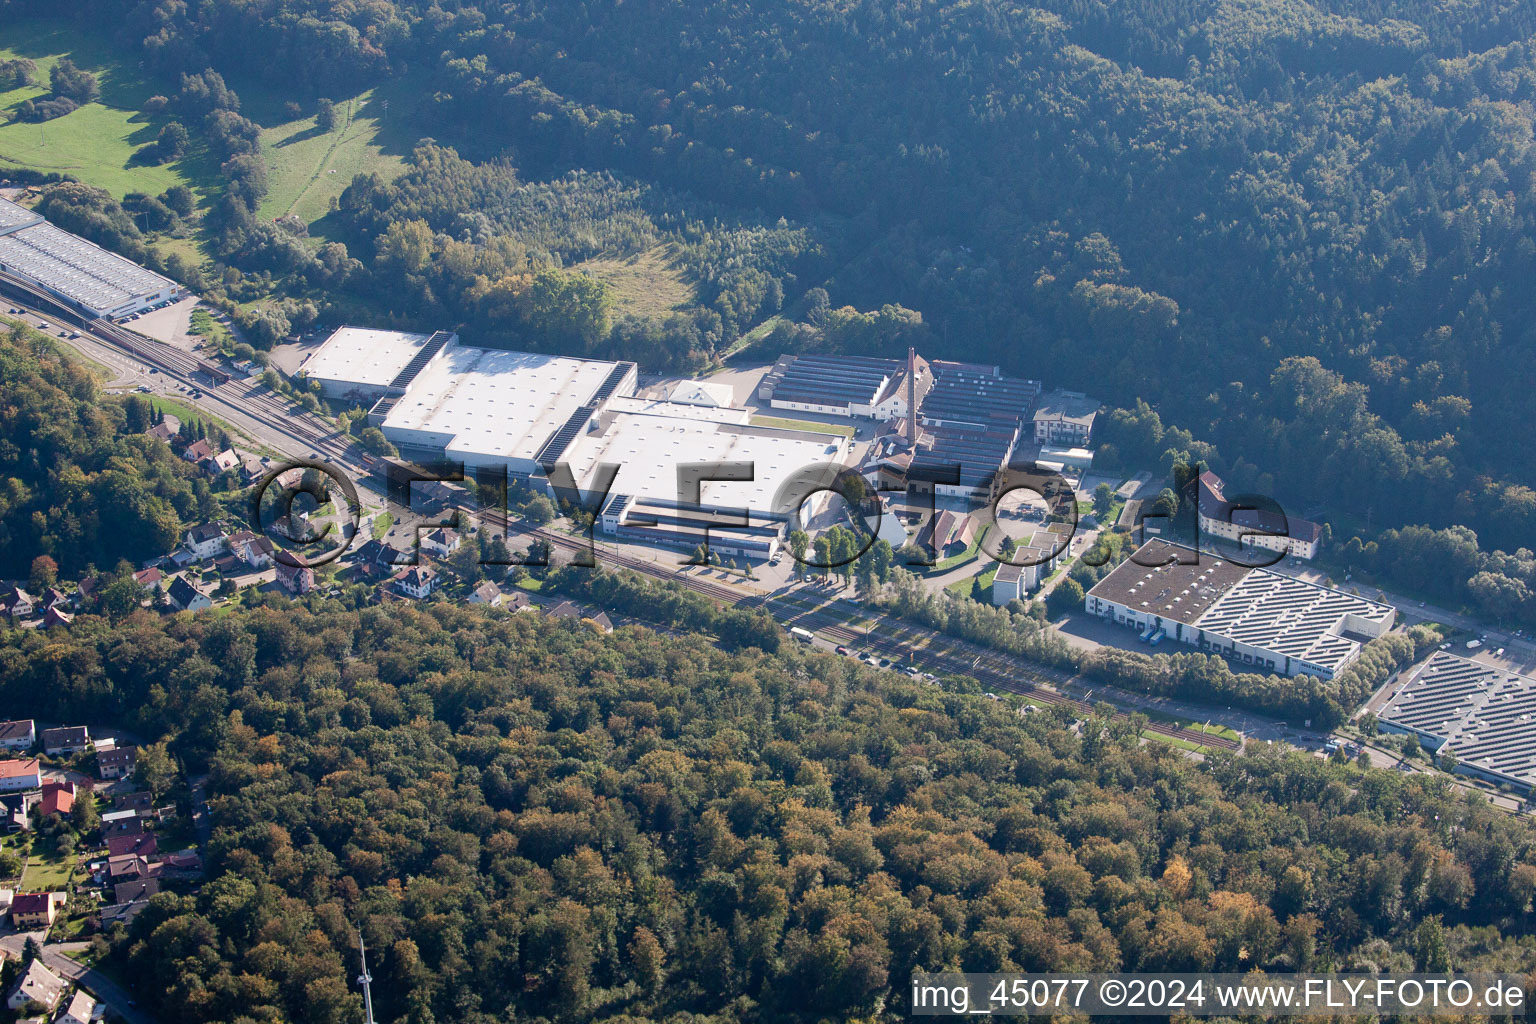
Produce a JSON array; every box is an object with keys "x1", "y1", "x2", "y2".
[
  {"x1": 2, "y1": 269, "x2": 353, "y2": 461},
  {"x1": 4, "y1": 270, "x2": 1239, "y2": 753},
  {"x1": 480, "y1": 510, "x2": 1241, "y2": 752}
]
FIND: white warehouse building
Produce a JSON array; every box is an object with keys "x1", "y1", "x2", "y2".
[
  {"x1": 0, "y1": 197, "x2": 179, "y2": 318},
  {"x1": 314, "y1": 332, "x2": 850, "y2": 558}
]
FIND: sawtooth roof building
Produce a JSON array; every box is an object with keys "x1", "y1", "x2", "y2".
[
  {"x1": 1084, "y1": 539, "x2": 1395, "y2": 679},
  {"x1": 0, "y1": 196, "x2": 179, "y2": 318},
  {"x1": 1378, "y1": 651, "x2": 1536, "y2": 793}
]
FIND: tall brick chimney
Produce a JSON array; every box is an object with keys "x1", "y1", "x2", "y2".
[{"x1": 907, "y1": 346, "x2": 918, "y2": 444}]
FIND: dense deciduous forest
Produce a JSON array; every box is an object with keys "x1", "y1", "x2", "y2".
[
  {"x1": 4, "y1": 600, "x2": 1536, "y2": 1024},
  {"x1": 0, "y1": 325, "x2": 222, "y2": 576}
]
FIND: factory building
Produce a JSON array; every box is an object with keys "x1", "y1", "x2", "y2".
[
  {"x1": 0, "y1": 196, "x2": 178, "y2": 318},
  {"x1": 1378, "y1": 652, "x2": 1536, "y2": 793},
  {"x1": 1033, "y1": 390, "x2": 1101, "y2": 445},
  {"x1": 314, "y1": 334, "x2": 846, "y2": 558},
  {"x1": 1196, "y1": 470, "x2": 1324, "y2": 560},
  {"x1": 756, "y1": 353, "x2": 907, "y2": 417},
  {"x1": 300, "y1": 326, "x2": 458, "y2": 402},
  {"x1": 1084, "y1": 539, "x2": 1394, "y2": 679}
]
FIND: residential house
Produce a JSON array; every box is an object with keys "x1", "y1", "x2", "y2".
[
  {"x1": 111, "y1": 791, "x2": 154, "y2": 815},
  {"x1": 147, "y1": 420, "x2": 179, "y2": 444},
  {"x1": 0, "y1": 793, "x2": 37, "y2": 832},
  {"x1": 919, "y1": 510, "x2": 977, "y2": 558},
  {"x1": 181, "y1": 438, "x2": 214, "y2": 464},
  {"x1": 8, "y1": 891, "x2": 59, "y2": 930},
  {"x1": 167, "y1": 576, "x2": 213, "y2": 612},
  {"x1": 546, "y1": 601, "x2": 614, "y2": 633},
  {"x1": 351, "y1": 540, "x2": 410, "y2": 578},
  {"x1": 420, "y1": 527, "x2": 462, "y2": 558},
  {"x1": 991, "y1": 561, "x2": 1027, "y2": 607},
  {"x1": 467, "y1": 582, "x2": 503, "y2": 607},
  {"x1": 242, "y1": 457, "x2": 267, "y2": 484},
  {"x1": 54, "y1": 990, "x2": 96, "y2": 1024},
  {"x1": 133, "y1": 566, "x2": 164, "y2": 591},
  {"x1": 71, "y1": 575, "x2": 99, "y2": 608},
  {"x1": 41, "y1": 606, "x2": 72, "y2": 629},
  {"x1": 41, "y1": 727, "x2": 88, "y2": 756},
  {"x1": 184, "y1": 523, "x2": 228, "y2": 561},
  {"x1": 275, "y1": 561, "x2": 315, "y2": 596},
  {"x1": 2, "y1": 587, "x2": 33, "y2": 619},
  {"x1": 206, "y1": 448, "x2": 240, "y2": 475},
  {"x1": 393, "y1": 566, "x2": 438, "y2": 600},
  {"x1": 1195, "y1": 469, "x2": 1325, "y2": 561},
  {"x1": 38, "y1": 588, "x2": 69, "y2": 612},
  {"x1": 97, "y1": 900, "x2": 150, "y2": 929},
  {"x1": 107, "y1": 832, "x2": 156, "y2": 859},
  {"x1": 1032, "y1": 390, "x2": 1101, "y2": 446},
  {"x1": 990, "y1": 545, "x2": 1053, "y2": 606},
  {"x1": 161, "y1": 849, "x2": 202, "y2": 876},
  {"x1": 502, "y1": 591, "x2": 533, "y2": 612},
  {"x1": 0, "y1": 758, "x2": 42, "y2": 792},
  {"x1": 227, "y1": 531, "x2": 275, "y2": 569},
  {"x1": 0, "y1": 719, "x2": 34, "y2": 752},
  {"x1": 4, "y1": 959, "x2": 64, "y2": 1011},
  {"x1": 101, "y1": 809, "x2": 143, "y2": 836},
  {"x1": 98, "y1": 744, "x2": 137, "y2": 780},
  {"x1": 108, "y1": 854, "x2": 150, "y2": 884},
  {"x1": 37, "y1": 781, "x2": 73, "y2": 818},
  {"x1": 114, "y1": 878, "x2": 161, "y2": 904}
]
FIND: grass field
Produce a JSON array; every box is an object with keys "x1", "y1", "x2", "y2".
[
  {"x1": 0, "y1": 19, "x2": 206, "y2": 200},
  {"x1": 189, "y1": 308, "x2": 235, "y2": 354},
  {"x1": 947, "y1": 561, "x2": 1000, "y2": 598},
  {"x1": 575, "y1": 244, "x2": 696, "y2": 319},
  {"x1": 20, "y1": 838, "x2": 77, "y2": 891},
  {"x1": 748, "y1": 415, "x2": 854, "y2": 437},
  {"x1": 258, "y1": 89, "x2": 408, "y2": 227}
]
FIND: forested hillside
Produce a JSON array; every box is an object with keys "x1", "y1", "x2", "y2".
[
  {"x1": 7, "y1": 0, "x2": 1536, "y2": 556},
  {"x1": 4, "y1": 599, "x2": 1536, "y2": 1024},
  {"x1": 0, "y1": 323, "x2": 217, "y2": 576}
]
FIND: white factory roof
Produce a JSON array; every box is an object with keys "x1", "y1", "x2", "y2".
[
  {"x1": 1381, "y1": 652, "x2": 1536, "y2": 790},
  {"x1": 0, "y1": 196, "x2": 44, "y2": 236},
  {"x1": 383, "y1": 343, "x2": 616, "y2": 465},
  {"x1": 565, "y1": 414, "x2": 849, "y2": 517},
  {"x1": 608, "y1": 395, "x2": 751, "y2": 425},
  {"x1": 668, "y1": 379, "x2": 736, "y2": 408},
  {"x1": 0, "y1": 219, "x2": 175, "y2": 314},
  {"x1": 300, "y1": 327, "x2": 436, "y2": 389}
]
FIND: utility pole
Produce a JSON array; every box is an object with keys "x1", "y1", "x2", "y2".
[{"x1": 357, "y1": 931, "x2": 376, "y2": 1024}]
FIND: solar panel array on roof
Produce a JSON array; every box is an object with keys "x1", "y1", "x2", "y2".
[
  {"x1": 388, "y1": 330, "x2": 456, "y2": 389},
  {"x1": 588, "y1": 361, "x2": 636, "y2": 406},
  {"x1": 0, "y1": 197, "x2": 44, "y2": 235},
  {"x1": 768, "y1": 354, "x2": 899, "y2": 408},
  {"x1": 534, "y1": 404, "x2": 597, "y2": 467},
  {"x1": 1381, "y1": 651, "x2": 1536, "y2": 790},
  {"x1": 920, "y1": 366, "x2": 1042, "y2": 427},
  {"x1": 0, "y1": 221, "x2": 175, "y2": 315},
  {"x1": 1193, "y1": 571, "x2": 1393, "y2": 673}
]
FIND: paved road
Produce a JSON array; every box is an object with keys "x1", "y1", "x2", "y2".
[
  {"x1": 0, "y1": 935, "x2": 156, "y2": 1024},
  {"x1": 43, "y1": 947, "x2": 157, "y2": 1024}
]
